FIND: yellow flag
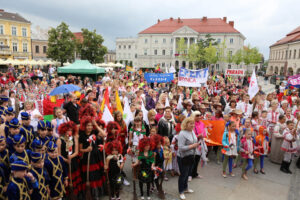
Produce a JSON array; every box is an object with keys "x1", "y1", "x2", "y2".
[
  {"x1": 115, "y1": 91, "x2": 123, "y2": 114},
  {"x1": 126, "y1": 66, "x2": 133, "y2": 72}
]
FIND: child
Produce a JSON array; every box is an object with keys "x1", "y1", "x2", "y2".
[
  {"x1": 132, "y1": 138, "x2": 154, "y2": 200},
  {"x1": 44, "y1": 141, "x2": 68, "y2": 199},
  {"x1": 222, "y1": 121, "x2": 239, "y2": 178},
  {"x1": 0, "y1": 107, "x2": 15, "y2": 137},
  {"x1": 254, "y1": 126, "x2": 269, "y2": 174},
  {"x1": 240, "y1": 129, "x2": 255, "y2": 180},
  {"x1": 30, "y1": 152, "x2": 50, "y2": 200},
  {"x1": 280, "y1": 120, "x2": 299, "y2": 173},
  {"x1": 0, "y1": 136, "x2": 9, "y2": 179},
  {"x1": 7, "y1": 160, "x2": 38, "y2": 200},
  {"x1": 259, "y1": 110, "x2": 268, "y2": 127},
  {"x1": 36, "y1": 120, "x2": 50, "y2": 148},
  {"x1": 171, "y1": 132, "x2": 180, "y2": 176},
  {"x1": 46, "y1": 121, "x2": 57, "y2": 143},
  {"x1": 163, "y1": 137, "x2": 172, "y2": 180},
  {"x1": 31, "y1": 138, "x2": 44, "y2": 153},
  {"x1": 251, "y1": 112, "x2": 260, "y2": 136},
  {"x1": 6, "y1": 118, "x2": 21, "y2": 154},
  {"x1": 104, "y1": 140, "x2": 125, "y2": 200},
  {"x1": 0, "y1": 163, "x2": 7, "y2": 199},
  {"x1": 19, "y1": 112, "x2": 35, "y2": 150},
  {"x1": 129, "y1": 117, "x2": 147, "y2": 163},
  {"x1": 9, "y1": 134, "x2": 31, "y2": 165},
  {"x1": 149, "y1": 126, "x2": 157, "y2": 137},
  {"x1": 151, "y1": 134, "x2": 165, "y2": 190}
]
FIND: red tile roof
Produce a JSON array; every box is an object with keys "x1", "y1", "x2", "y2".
[
  {"x1": 139, "y1": 17, "x2": 240, "y2": 34},
  {"x1": 73, "y1": 32, "x2": 83, "y2": 43},
  {"x1": 271, "y1": 26, "x2": 300, "y2": 47}
]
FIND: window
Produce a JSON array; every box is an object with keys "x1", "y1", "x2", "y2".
[
  {"x1": 282, "y1": 51, "x2": 284, "y2": 60},
  {"x1": 128, "y1": 53, "x2": 131, "y2": 58},
  {"x1": 119, "y1": 45, "x2": 121, "y2": 49},
  {"x1": 286, "y1": 50, "x2": 288, "y2": 59},
  {"x1": 162, "y1": 49, "x2": 165, "y2": 55},
  {"x1": 35, "y1": 45, "x2": 39, "y2": 53},
  {"x1": 43, "y1": 46, "x2": 47, "y2": 53},
  {"x1": 216, "y1": 64, "x2": 220, "y2": 70},
  {"x1": 171, "y1": 38, "x2": 173, "y2": 43},
  {"x1": 154, "y1": 49, "x2": 157, "y2": 55},
  {"x1": 123, "y1": 53, "x2": 126, "y2": 58},
  {"x1": 145, "y1": 39, "x2": 148, "y2": 44},
  {"x1": 163, "y1": 38, "x2": 166, "y2": 43},
  {"x1": 123, "y1": 45, "x2": 126, "y2": 49},
  {"x1": 217, "y1": 38, "x2": 221, "y2": 44},
  {"x1": 22, "y1": 28, "x2": 27, "y2": 37},
  {"x1": 135, "y1": 54, "x2": 137, "y2": 58},
  {"x1": 144, "y1": 49, "x2": 147, "y2": 55},
  {"x1": 294, "y1": 49, "x2": 297, "y2": 59},
  {"x1": 170, "y1": 50, "x2": 173, "y2": 56},
  {"x1": 230, "y1": 38, "x2": 233, "y2": 44},
  {"x1": 155, "y1": 39, "x2": 158, "y2": 44},
  {"x1": 12, "y1": 42, "x2": 18, "y2": 52},
  {"x1": 22, "y1": 43, "x2": 27, "y2": 52},
  {"x1": 0, "y1": 25, "x2": 3, "y2": 35},
  {"x1": 289, "y1": 50, "x2": 291, "y2": 59},
  {"x1": 129, "y1": 45, "x2": 131, "y2": 49},
  {"x1": 11, "y1": 26, "x2": 17, "y2": 36},
  {"x1": 229, "y1": 51, "x2": 232, "y2": 57}
]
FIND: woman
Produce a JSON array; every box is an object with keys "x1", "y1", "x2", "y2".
[
  {"x1": 9, "y1": 91, "x2": 20, "y2": 116},
  {"x1": 224, "y1": 100, "x2": 237, "y2": 115},
  {"x1": 18, "y1": 101, "x2": 41, "y2": 131},
  {"x1": 182, "y1": 100, "x2": 194, "y2": 117},
  {"x1": 177, "y1": 117, "x2": 199, "y2": 200},
  {"x1": 155, "y1": 104, "x2": 165, "y2": 123},
  {"x1": 147, "y1": 109, "x2": 157, "y2": 128},
  {"x1": 51, "y1": 107, "x2": 68, "y2": 137}
]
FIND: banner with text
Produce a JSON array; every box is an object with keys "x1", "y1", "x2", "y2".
[
  {"x1": 178, "y1": 67, "x2": 209, "y2": 87},
  {"x1": 225, "y1": 69, "x2": 245, "y2": 76},
  {"x1": 144, "y1": 73, "x2": 174, "y2": 83},
  {"x1": 288, "y1": 74, "x2": 300, "y2": 86}
]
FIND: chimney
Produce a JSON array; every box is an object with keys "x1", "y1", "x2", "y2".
[
  {"x1": 202, "y1": 16, "x2": 207, "y2": 22},
  {"x1": 223, "y1": 17, "x2": 227, "y2": 22},
  {"x1": 170, "y1": 17, "x2": 173, "y2": 21},
  {"x1": 229, "y1": 21, "x2": 234, "y2": 27},
  {"x1": 0, "y1": 9, "x2": 4, "y2": 12},
  {"x1": 178, "y1": 17, "x2": 180, "y2": 23},
  {"x1": 157, "y1": 19, "x2": 160, "y2": 23}
]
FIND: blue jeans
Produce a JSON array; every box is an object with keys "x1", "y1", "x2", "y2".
[{"x1": 177, "y1": 156, "x2": 194, "y2": 194}]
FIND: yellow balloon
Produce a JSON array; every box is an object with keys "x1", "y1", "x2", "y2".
[
  {"x1": 50, "y1": 96, "x2": 56, "y2": 103},
  {"x1": 75, "y1": 91, "x2": 81, "y2": 98}
]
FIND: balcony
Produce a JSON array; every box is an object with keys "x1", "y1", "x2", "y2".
[{"x1": 0, "y1": 45, "x2": 11, "y2": 55}]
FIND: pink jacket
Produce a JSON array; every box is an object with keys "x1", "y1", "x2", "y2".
[{"x1": 194, "y1": 120, "x2": 206, "y2": 138}]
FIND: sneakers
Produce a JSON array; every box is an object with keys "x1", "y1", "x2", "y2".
[
  {"x1": 123, "y1": 178, "x2": 130, "y2": 186},
  {"x1": 188, "y1": 176, "x2": 192, "y2": 182},
  {"x1": 141, "y1": 197, "x2": 145, "y2": 200},
  {"x1": 222, "y1": 172, "x2": 227, "y2": 178},
  {"x1": 164, "y1": 176, "x2": 169, "y2": 181},
  {"x1": 179, "y1": 193, "x2": 186, "y2": 200},
  {"x1": 184, "y1": 189, "x2": 194, "y2": 193},
  {"x1": 195, "y1": 175, "x2": 203, "y2": 179},
  {"x1": 147, "y1": 197, "x2": 151, "y2": 200}
]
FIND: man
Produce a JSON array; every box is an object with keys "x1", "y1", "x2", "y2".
[
  {"x1": 145, "y1": 89, "x2": 156, "y2": 111},
  {"x1": 63, "y1": 94, "x2": 80, "y2": 124},
  {"x1": 236, "y1": 94, "x2": 253, "y2": 118},
  {"x1": 220, "y1": 90, "x2": 228, "y2": 108},
  {"x1": 158, "y1": 106, "x2": 176, "y2": 141}
]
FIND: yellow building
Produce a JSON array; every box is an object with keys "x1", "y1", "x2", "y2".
[{"x1": 0, "y1": 9, "x2": 32, "y2": 60}]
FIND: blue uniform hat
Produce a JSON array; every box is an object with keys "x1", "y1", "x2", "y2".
[
  {"x1": 0, "y1": 95, "x2": 9, "y2": 102},
  {"x1": 21, "y1": 112, "x2": 31, "y2": 120},
  {"x1": 5, "y1": 107, "x2": 14, "y2": 115},
  {"x1": 31, "y1": 152, "x2": 44, "y2": 163},
  {"x1": 47, "y1": 141, "x2": 57, "y2": 152},
  {"x1": 12, "y1": 134, "x2": 26, "y2": 145},
  {"x1": 37, "y1": 120, "x2": 46, "y2": 130},
  {"x1": 9, "y1": 118, "x2": 20, "y2": 128},
  {"x1": 46, "y1": 121, "x2": 54, "y2": 129},
  {"x1": 31, "y1": 138, "x2": 43, "y2": 150},
  {"x1": 0, "y1": 135, "x2": 5, "y2": 142},
  {"x1": 11, "y1": 160, "x2": 28, "y2": 171}
]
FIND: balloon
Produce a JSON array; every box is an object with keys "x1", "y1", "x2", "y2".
[
  {"x1": 74, "y1": 91, "x2": 81, "y2": 98},
  {"x1": 50, "y1": 96, "x2": 56, "y2": 103}
]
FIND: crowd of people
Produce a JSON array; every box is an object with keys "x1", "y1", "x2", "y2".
[{"x1": 0, "y1": 65, "x2": 299, "y2": 200}]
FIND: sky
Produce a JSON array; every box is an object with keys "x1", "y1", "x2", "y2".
[{"x1": 2, "y1": 0, "x2": 300, "y2": 58}]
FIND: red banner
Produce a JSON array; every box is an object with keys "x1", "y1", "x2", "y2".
[{"x1": 201, "y1": 120, "x2": 225, "y2": 146}]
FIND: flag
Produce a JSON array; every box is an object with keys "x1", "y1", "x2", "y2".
[
  {"x1": 100, "y1": 88, "x2": 111, "y2": 112},
  {"x1": 177, "y1": 95, "x2": 183, "y2": 110},
  {"x1": 248, "y1": 70, "x2": 259, "y2": 99},
  {"x1": 126, "y1": 66, "x2": 134, "y2": 72},
  {"x1": 102, "y1": 105, "x2": 114, "y2": 125},
  {"x1": 123, "y1": 97, "x2": 134, "y2": 126},
  {"x1": 201, "y1": 120, "x2": 225, "y2": 146},
  {"x1": 115, "y1": 90, "x2": 123, "y2": 114},
  {"x1": 165, "y1": 96, "x2": 170, "y2": 107},
  {"x1": 141, "y1": 100, "x2": 149, "y2": 125}
]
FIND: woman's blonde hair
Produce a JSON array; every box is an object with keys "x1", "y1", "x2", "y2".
[
  {"x1": 147, "y1": 109, "x2": 156, "y2": 119},
  {"x1": 181, "y1": 117, "x2": 195, "y2": 130}
]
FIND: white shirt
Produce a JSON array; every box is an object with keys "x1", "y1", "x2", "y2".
[{"x1": 237, "y1": 101, "x2": 253, "y2": 118}]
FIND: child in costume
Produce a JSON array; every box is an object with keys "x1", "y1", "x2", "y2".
[
  {"x1": 104, "y1": 140, "x2": 125, "y2": 200},
  {"x1": 30, "y1": 152, "x2": 50, "y2": 200},
  {"x1": 171, "y1": 132, "x2": 180, "y2": 176},
  {"x1": 0, "y1": 107, "x2": 15, "y2": 137},
  {"x1": 222, "y1": 121, "x2": 239, "y2": 178},
  {"x1": 31, "y1": 138, "x2": 44, "y2": 153},
  {"x1": 129, "y1": 117, "x2": 147, "y2": 163},
  {"x1": 259, "y1": 110, "x2": 268, "y2": 127},
  {"x1": 9, "y1": 134, "x2": 31, "y2": 165},
  {"x1": 36, "y1": 120, "x2": 50, "y2": 149},
  {"x1": 163, "y1": 137, "x2": 172, "y2": 180},
  {"x1": 280, "y1": 120, "x2": 299, "y2": 173},
  {"x1": 0, "y1": 163, "x2": 7, "y2": 199},
  {"x1": 46, "y1": 121, "x2": 57, "y2": 143},
  {"x1": 19, "y1": 112, "x2": 35, "y2": 150},
  {"x1": 0, "y1": 136, "x2": 9, "y2": 181},
  {"x1": 132, "y1": 138, "x2": 155, "y2": 200},
  {"x1": 57, "y1": 121, "x2": 82, "y2": 196},
  {"x1": 106, "y1": 121, "x2": 121, "y2": 142},
  {"x1": 7, "y1": 160, "x2": 38, "y2": 200},
  {"x1": 44, "y1": 141, "x2": 68, "y2": 199},
  {"x1": 240, "y1": 129, "x2": 255, "y2": 180},
  {"x1": 253, "y1": 126, "x2": 269, "y2": 174},
  {"x1": 6, "y1": 118, "x2": 21, "y2": 154}
]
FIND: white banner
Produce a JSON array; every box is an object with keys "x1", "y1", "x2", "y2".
[
  {"x1": 225, "y1": 69, "x2": 245, "y2": 76},
  {"x1": 248, "y1": 70, "x2": 259, "y2": 99},
  {"x1": 178, "y1": 67, "x2": 209, "y2": 87}
]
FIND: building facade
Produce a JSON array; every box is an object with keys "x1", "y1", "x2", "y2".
[
  {"x1": 116, "y1": 17, "x2": 246, "y2": 72},
  {"x1": 31, "y1": 39, "x2": 48, "y2": 60},
  {"x1": 0, "y1": 9, "x2": 32, "y2": 60},
  {"x1": 267, "y1": 26, "x2": 300, "y2": 76},
  {"x1": 104, "y1": 50, "x2": 116, "y2": 63}
]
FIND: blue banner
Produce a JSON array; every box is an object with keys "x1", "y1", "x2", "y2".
[{"x1": 144, "y1": 73, "x2": 174, "y2": 83}]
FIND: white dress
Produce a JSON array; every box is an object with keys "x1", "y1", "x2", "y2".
[{"x1": 225, "y1": 132, "x2": 238, "y2": 156}]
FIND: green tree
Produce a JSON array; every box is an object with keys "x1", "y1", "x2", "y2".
[
  {"x1": 176, "y1": 38, "x2": 187, "y2": 59},
  {"x1": 233, "y1": 49, "x2": 243, "y2": 67},
  {"x1": 205, "y1": 43, "x2": 218, "y2": 68},
  {"x1": 47, "y1": 22, "x2": 76, "y2": 66},
  {"x1": 216, "y1": 40, "x2": 227, "y2": 63},
  {"x1": 77, "y1": 28, "x2": 107, "y2": 64}
]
